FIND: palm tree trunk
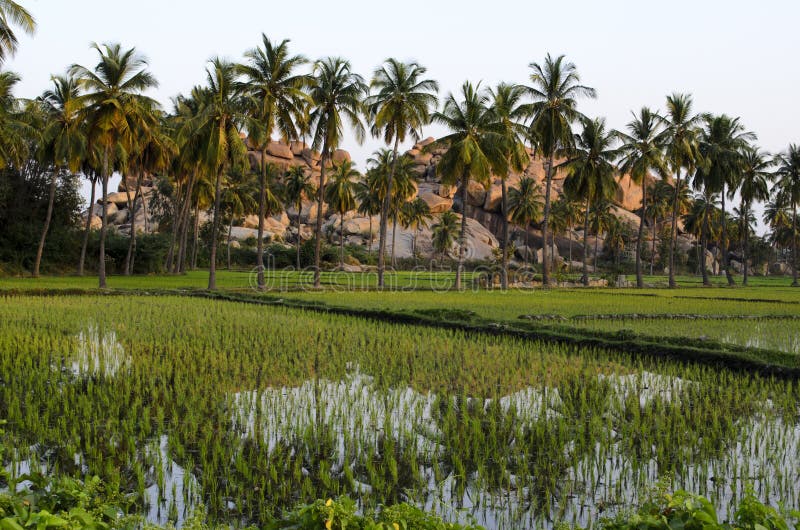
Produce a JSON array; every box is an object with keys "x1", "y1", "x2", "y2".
[
  {"x1": 313, "y1": 144, "x2": 329, "y2": 289},
  {"x1": 391, "y1": 213, "x2": 398, "y2": 268},
  {"x1": 542, "y1": 154, "x2": 554, "y2": 285},
  {"x1": 582, "y1": 197, "x2": 591, "y2": 286},
  {"x1": 668, "y1": 170, "x2": 682, "y2": 288},
  {"x1": 227, "y1": 214, "x2": 234, "y2": 270},
  {"x1": 500, "y1": 178, "x2": 509, "y2": 290},
  {"x1": 635, "y1": 180, "x2": 647, "y2": 288},
  {"x1": 34, "y1": 166, "x2": 59, "y2": 278},
  {"x1": 78, "y1": 175, "x2": 97, "y2": 276},
  {"x1": 99, "y1": 147, "x2": 110, "y2": 289},
  {"x1": 208, "y1": 168, "x2": 223, "y2": 290},
  {"x1": 176, "y1": 175, "x2": 195, "y2": 273},
  {"x1": 721, "y1": 188, "x2": 735, "y2": 286},
  {"x1": 368, "y1": 216, "x2": 374, "y2": 259},
  {"x1": 792, "y1": 204, "x2": 798, "y2": 287},
  {"x1": 124, "y1": 170, "x2": 144, "y2": 276},
  {"x1": 742, "y1": 201, "x2": 749, "y2": 286},
  {"x1": 340, "y1": 212, "x2": 345, "y2": 267},
  {"x1": 593, "y1": 231, "x2": 599, "y2": 274},
  {"x1": 651, "y1": 215, "x2": 657, "y2": 276},
  {"x1": 191, "y1": 208, "x2": 200, "y2": 271},
  {"x1": 377, "y1": 136, "x2": 400, "y2": 288},
  {"x1": 295, "y1": 200, "x2": 302, "y2": 271},
  {"x1": 701, "y1": 203, "x2": 711, "y2": 287},
  {"x1": 165, "y1": 178, "x2": 184, "y2": 271},
  {"x1": 256, "y1": 147, "x2": 268, "y2": 291},
  {"x1": 568, "y1": 224, "x2": 573, "y2": 275},
  {"x1": 455, "y1": 172, "x2": 469, "y2": 290}
]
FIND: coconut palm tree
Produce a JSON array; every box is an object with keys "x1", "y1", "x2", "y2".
[
  {"x1": 183, "y1": 58, "x2": 248, "y2": 289},
  {"x1": 695, "y1": 114, "x2": 754, "y2": 285},
  {"x1": 306, "y1": 57, "x2": 367, "y2": 288},
  {"x1": 684, "y1": 193, "x2": 721, "y2": 283},
  {"x1": 222, "y1": 169, "x2": 258, "y2": 270},
  {"x1": 588, "y1": 199, "x2": 615, "y2": 272},
  {"x1": 646, "y1": 180, "x2": 673, "y2": 275},
  {"x1": 523, "y1": 54, "x2": 596, "y2": 285},
  {"x1": 366, "y1": 59, "x2": 438, "y2": 287},
  {"x1": 189, "y1": 172, "x2": 214, "y2": 271},
  {"x1": 71, "y1": 43, "x2": 159, "y2": 288},
  {"x1": 507, "y1": 176, "x2": 544, "y2": 265},
  {"x1": 488, "y1": 82, "x2": 530, "y2": 289},
  {"x1": 432, "y1": 82, "x2": 507, "y2": 289},
  {"x1": 324, "y1": 160, "x2": 359, "y2": 267},
  {"x1": 237, "y1": 34, "x2": 308, "y2": 290},
  {"x1": 0, "y1": 0, "x2": 35, "y2": 64},
  {"x1": 738, "y1": 148, "x2": 773, "y2": 284},
  {"x1": 0, "y1": 70, "x2": 29, "y2": 169},
  {"x1": 124, "y1": 114, "x2": 175, "y2": 275},
  {"x1": 549, "y1": 197, "x2": 582, "y2": 272},
  {"x1": 662, "y1": 93, "x2": 702, "y2": 288},
  {"x1": 284, "y1": 165, "x2": 314, "y2": 269},
  {"x1": 616, "y1": 107, "x2": 668, "y2": 287},
  {"x1": 33, "y1": 74, "x2": 86, "y2": 278},
  {"x1": 400, "y1": 197, "x2": 432, "y2": 259},
  {"x1": 604, "y1": 216, "x2": 630, "y2": 267},
  {"x1": 431, "y1": 210, "x2": 459, "y2": 260},
  {"x1": 774, "y1": 145, "x2": 800, "y2": 286},
  {"x1": 354, "y1": 170, "x2": 382, "y2": 257},
  {"x1": 561, "y1": 117, "x2": 620, "y2": 285}
]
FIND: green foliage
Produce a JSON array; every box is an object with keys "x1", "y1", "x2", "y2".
[{"x1": 599, "y1": 489, "x2": 795, "y2": 530}]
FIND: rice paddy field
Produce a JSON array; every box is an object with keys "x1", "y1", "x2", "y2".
[{"x1": 2, "y1": 278, "x2": 800, "y2": 529}]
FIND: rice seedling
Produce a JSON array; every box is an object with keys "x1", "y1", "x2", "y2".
[{"x1": 1, "y1": 293, "x2": 799, "y2": 529}]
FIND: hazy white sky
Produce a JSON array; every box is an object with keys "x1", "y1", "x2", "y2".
[{"x1": 10, "y1": 0, "x2": 800, "y2": 230}]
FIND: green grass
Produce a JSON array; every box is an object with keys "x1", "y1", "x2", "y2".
[{"x1": 3, "y1": 293, "x2": 800, "y2": 528}]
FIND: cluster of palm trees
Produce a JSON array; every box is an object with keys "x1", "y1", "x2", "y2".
[{"x1": 4, "y1": 0, "x2": 799, "y2": 289}]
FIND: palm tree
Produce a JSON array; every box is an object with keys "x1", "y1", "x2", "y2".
[
  {"x1": 588, "y1": 199, "x2": 615, "y2": 272},
  {"x1": 238, "y1": 34, "x2": 308, "y2": 291},
  {"x1": 71, "y1": 43, "x2": 159, "y2": 288},
  {"x1": 561, "y1": 118, "x2": 620, "y2": 285},
  {"x1": 124, "y1": 114, "x2": 175, "y2": 275},
  {"x1": 367, "y1": 59, "x2": 438, "y2": 287},
  {"x1": 222, "y1": 169, "x2": 258, "y2": 270},
  {"x1": 399, "y1": 197, "x2": 432, "y2": 259},
  {"x1": 432, "y1": 82, "x2": 507, "y2": 289},
  {"x1": 662, "y1": 93, "x2": 702, "y2": 287},
  {"x1": 184, "y1": 58, "x2": 248, "y2": 289},
  {"x1": 431, "y1": 211, "x2": 459, "y2": 260},
  {"x1": 324, "y1": 160, "x2": 359, "y2": 266},
  {"x1": 354, "y1": 170, "x2": 382, "y2": 257},
  {"x1": 0, "y1": 70, "x2": 28, "y2": 169},
  {"x1": 550, "y1": 197, "x2": 583, "y2": 272},
  {"x1": 190, "y1": 172, "x2": 214, "y2": 271},
  {"x1": 523, "y1": 54, "x2": 596, "y2": 285},
  {"x1": 616, "y1": 107, "x2": 668, "y2": 287},
  {"x1": 684, "y1": 193, "x2": 721, "y2": 283},
  {"x1": 738, "y1": 148, "x2": 773, "y2": 284},
  {"x1": 0, "y1": 0, "x2": 35, "y2": 64},
  {"x1": 488, "y1": 82, "x2": 529, "y2": 289},
  {"x1": 604, "y1": 216, "x2": 630, "y2": 266},
  {"x1": 284, "y1": 165, "x2": 314, "y2": 269},
  {"x1": 646, "y1": 180, "x2": 673, "y2": 275},
  {"x1": 306, "y1": 57, "x2": 367, "y2": 288},
  {"x1": 507, "y1": 176, "x2": 544, "y2": 265},
  {"x1": 33, "y1": 75, "x2": 86, "y2": 278},
  {"x1": 366, "y1": 148, "x2": 417, "y2": 267},
  {"x1": 163, "y1": 89, "x2": 202, "y2": 273},
  {"x1": 695, "y1": 114, "x2": 754, "y2": 285},
  {"x1": 774, "y1": 145, "x2": 800, "y2": 287}
]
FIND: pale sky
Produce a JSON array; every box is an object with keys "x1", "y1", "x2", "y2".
[{"x1": 10, "y1": 0, "x2": 800, "y2": 233}]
